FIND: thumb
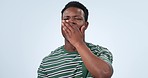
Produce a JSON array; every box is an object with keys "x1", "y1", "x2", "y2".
[{"x1": 80, "y1": 25, "x2": 86, "y2": 34}]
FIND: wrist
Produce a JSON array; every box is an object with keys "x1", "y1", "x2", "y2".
[{"x1": 73, "y1": 41, "x2": 86, "y2": 48}]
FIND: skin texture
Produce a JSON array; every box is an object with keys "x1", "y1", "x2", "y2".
[{"x1": 61, "y1": 7, "x2": 113, "y2": 78}]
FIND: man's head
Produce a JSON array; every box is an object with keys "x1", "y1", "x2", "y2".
[
  {"x1": 61, "y1": 1, "x2": 89, "y2": 22},
  {"x1": 61, "y1": 1, "x2": 89, "y2": 41},
  {"x1": 61, "y1": 1, "x2": 89, "y2": 29}
]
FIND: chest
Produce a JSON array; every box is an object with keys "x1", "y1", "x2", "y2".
[{"x1": 44, "y1": 53, "x2": 84, "y2": 77}]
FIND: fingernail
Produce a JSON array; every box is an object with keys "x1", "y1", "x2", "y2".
[
  {"x1": 62, "y1": 20, "x2": 65, "y2": 22},
  {"x1": 63, "y1": 27, "x2": 65, "y2": 30},
  {"x1": 63, "y1": 27, "x2": 66, "y2": 30},
  {"x1": 66, "y1": 20, "x2": 69, "y2": 22}
]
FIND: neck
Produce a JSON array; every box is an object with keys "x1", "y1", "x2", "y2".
[
  {"x1": 64, "y1": 39, "x2": 86, "y2": 52},
  {"x1": 64, "y1": 34, "x2": 86, "y2": 52},
  {"x1": 64, "y1": 40, "x2": 77, "y2": 52}
]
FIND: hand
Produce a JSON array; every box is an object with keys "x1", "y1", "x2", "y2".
[{"x1": 62, "y1": 20, "x2": 86, "y2": 47}]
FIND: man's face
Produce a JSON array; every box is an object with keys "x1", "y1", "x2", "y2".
[
  {"x1": 61, "y1": 7, "x2": 88, "y2": 39},
  {"x1": 62, "y1": 7, "x2": 86, "y2": 28}
]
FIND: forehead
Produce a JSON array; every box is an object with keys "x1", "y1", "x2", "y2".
[{"x1": 63, "y1": 7, "x2": 84, "y2": 17}]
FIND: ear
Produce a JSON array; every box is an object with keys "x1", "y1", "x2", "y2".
[{"x1": 84, "y1": 22, "x2": 89, "y2": 30}]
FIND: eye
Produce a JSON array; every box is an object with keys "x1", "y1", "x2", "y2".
[
  {"x1": 76, "y1": 18, "x2": 82, "y2": 20},
  {"x1": 63, "y1": 16, "x2": 69, "y2": 20},
  {"x1": 75, "y1": 17, "x2": 83, "y2": 20},
  {"x1": 63, "y1": 18, "x2": 68, "y2": 20}
]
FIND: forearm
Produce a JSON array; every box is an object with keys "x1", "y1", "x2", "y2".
[{"x1": 74, "y1": 42, "x2": 113, "y2": 78}]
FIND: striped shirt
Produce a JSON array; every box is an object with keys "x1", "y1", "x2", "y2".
[{"x1": 38, "y1": 42, "x2": 113, "y2": 78}]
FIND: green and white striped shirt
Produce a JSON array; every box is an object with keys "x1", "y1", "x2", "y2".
[{"x1": 38, "y1": 43, "x2": 113, "y2": 78}]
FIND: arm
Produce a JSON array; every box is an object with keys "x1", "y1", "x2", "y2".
[
  {"x1": 62, "y1": 20, "x2": 113, "y2": 78},
  {"x1": 74, "y1": 42, "x2": 113, "y2": 78}
]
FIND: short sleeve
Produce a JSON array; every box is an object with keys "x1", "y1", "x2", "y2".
[
  {"x1": 95, "y1": 45, "x2": 113, "y2": 65},
  {"x1": 37, "y1": 58, "x2": 48, "y2": 78},
  {"x1": 89, "y1": 44, "x2": 113, "y2": 65},
  {"x1": 85, "y1": 43, "x2": 113, "y2": 77}
]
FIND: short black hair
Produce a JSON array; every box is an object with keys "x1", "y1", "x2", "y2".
[{"x1": 61, "y1": 1, "x2": 89, "y2": 21}]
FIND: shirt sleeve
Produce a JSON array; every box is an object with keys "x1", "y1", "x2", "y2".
[
  {"x1": 97, "y1": 47, "x2": 113, "y2": 65},
  {"x1": 37, "y1": 58, "x2": 48, "y2": 78},
  {"x1": 91, "y1": 45, "x2": 113, "y2": 65},
  {"x1": 85, "y1": 45, "x2": 113, "y2": 77}
]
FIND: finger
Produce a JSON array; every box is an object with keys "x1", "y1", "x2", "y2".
[
  {"x1": 80, "y1": 25, "x2": 86, "y2": 34},
  {"x1": 62, "y1": 24, "x2": 72, "y2": 35},
  {"x1": 68, "y1": 22, "x2": 79, "y2": 32},
  {"x1": 62, "y1": 21, "x2": 73, "y2": 37},
  {"x1": 62, "y1": 25, "x2": 71, "y2": 39},
  {"x1": 62, "y1": 20, "x2": 71, "y2": 32},
  {"x1": 63, "y1": 20, "x2": 75, "y2": 32}
]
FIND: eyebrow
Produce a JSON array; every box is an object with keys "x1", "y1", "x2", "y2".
[{"x1": 63, "y1": 15, "x2": 82, "y2": 18}]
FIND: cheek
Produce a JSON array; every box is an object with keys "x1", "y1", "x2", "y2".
[{"x1": 77, "y1": 22, "x2": 85, "y2": 29}]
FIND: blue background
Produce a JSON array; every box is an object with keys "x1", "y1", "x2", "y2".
[{"x1": 0, "y1": 0, "x2": 148, "y2": 78}]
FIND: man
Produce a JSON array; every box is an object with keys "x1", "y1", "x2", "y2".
[{"x1": 38, "y1": 1, "x2": 113, "y2": 78}]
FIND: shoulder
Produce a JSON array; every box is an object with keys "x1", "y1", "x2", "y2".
[
  {"x1": 42, "y1": 45, "x2": 64, "y2": 62},
  {"x1": 86, "y1": 42, "x2": 109, "y2": 52},
  {"x1": 86, "y1": 42, "x2": 113, "y2": 64}
]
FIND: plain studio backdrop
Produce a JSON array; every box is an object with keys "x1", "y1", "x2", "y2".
[{"x1": 0, "y1": 0, "x2": 148, "y2": 78}]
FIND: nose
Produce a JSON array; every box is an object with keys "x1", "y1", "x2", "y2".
[
  {"x1": 69, "y1": 17, "x2": 75, "y2": 22},
  {"x1": 68, "y1": 17, "x2": 76, "y2": 26}
]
